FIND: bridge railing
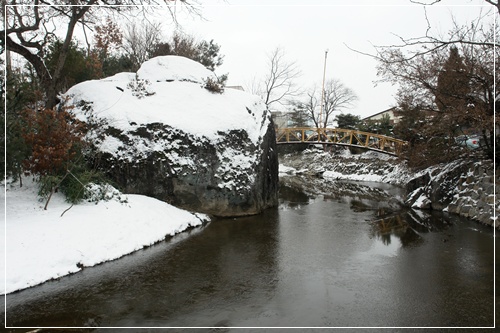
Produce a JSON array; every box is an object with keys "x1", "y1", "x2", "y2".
[{"x1": 275, "y1": 127, "x2": 407, "y2": 156}]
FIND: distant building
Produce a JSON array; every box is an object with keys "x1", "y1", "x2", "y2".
[{"x1": 362, "y1": 107, "x2": 400, "y2": 125}]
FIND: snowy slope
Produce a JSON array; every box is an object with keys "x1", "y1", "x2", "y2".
[{"x1": 2, "y1": 179, "x2": 208, "y2": 295}]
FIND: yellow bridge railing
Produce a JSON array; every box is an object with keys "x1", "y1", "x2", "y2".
[{"x1": 275, "y1": 127, "x2": 407, "y2": 156}]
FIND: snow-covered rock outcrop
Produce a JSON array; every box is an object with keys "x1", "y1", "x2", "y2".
[
  {"x1": 406, "y1": 159, "x2": 498, "y2": 228},
  {"x1": 62, "y1": 56, "x2": 278, "y2": 217}
]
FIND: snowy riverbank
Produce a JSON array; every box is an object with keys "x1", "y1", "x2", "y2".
[
  {"x1": 1, "y1": 178, "x2": 209, "y2": 295},
  {"x1": 278, "y1": 148, "x2": 415, "y2": 186},
  {"x1": 279, "y1": 148, "x2": 497, "y2": 228}
]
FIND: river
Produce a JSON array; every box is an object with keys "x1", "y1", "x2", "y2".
[{"x1": 3, "y1": 176, "x2": 497, "y2": 331}]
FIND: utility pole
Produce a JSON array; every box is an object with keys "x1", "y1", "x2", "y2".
[{"x1": 319, "y1": 49, "x2": 328, "y2": 128}]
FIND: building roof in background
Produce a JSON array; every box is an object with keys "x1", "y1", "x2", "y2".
[{"x1": 361, "y1": 107, "x2": 396, "y2": 121}]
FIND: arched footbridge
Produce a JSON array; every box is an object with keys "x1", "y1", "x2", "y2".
[{"x1": 276, "y1": 127, "x2": 407, "y2": 157}]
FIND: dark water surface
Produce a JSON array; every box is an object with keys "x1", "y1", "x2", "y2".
[{"x1": 3, "y1": 176, "x2": 497, "y2": 331}]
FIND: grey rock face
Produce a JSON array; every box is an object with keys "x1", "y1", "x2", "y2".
[
  {"x1": 405, "y1": 159, "x2": 498, "y2": 228},
  {"x1": 89, "y1": 121, "x2": 278, "y2": 217}
]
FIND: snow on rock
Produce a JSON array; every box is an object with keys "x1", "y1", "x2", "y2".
[
  {"x1": 62, "y1": 56, "x2": 279, "y2": 217},
  {"x1": 279, "y1": 148, "x2": 414, "y2": 186},
  {"x1": 405, "y1": 160, "x2": 469, "y2": 210},
  {"x1": 137, "y1": 56, "x2": 216, "y2": 83},
  {"x1": 406, "y1": 159, "x2": 498, "y2": 227},
  {"x1": 1, "y1": 178, "x2": 209, "y2": 294},
  {"x1": 66, "y1": 57, "x2": 264, "y2": 144}
]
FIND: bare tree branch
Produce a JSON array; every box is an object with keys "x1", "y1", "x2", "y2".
[
  {"x1": 1, "y1": 0, "x2": 204, "y2": 108},
  {"x1": 262, "y1": 47, "x2": 302, "y2": 110}
]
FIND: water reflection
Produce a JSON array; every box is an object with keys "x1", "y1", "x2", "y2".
[
  {"x1": 370, "y1": 212, "x2": 421, "y2": 247},
  {"x1": 4, "y1": 175, "x2": 495, "y2": 328},
  {"x1": 368, "y1": 206, "x2": 457, "y2": 248},
  {"x1": 279, "y1": 183, "x2": 311, "y2": 209},
  {"x1": 5, "y1": 210, "x2": 282, "y2": 328},
  {"x1": 280, "y1": 175, "x2": 397, "y2": 203}
]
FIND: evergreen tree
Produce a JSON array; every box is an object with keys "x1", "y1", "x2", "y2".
[
  {"x1": 45, "y1": 39, "x2": 102, "y2": 93},
  {"x1": 195, "y1": 39, "x2": 224, "y2": 71},
  {"x1": 435, "y1": 46, "x2": 470, "y2": 113},
  {"x1": 2, "y1": 63, "x2": 38, "y2": 183},
  {"x1": 377, "y1": 114, "x2": 394, "y2": 136},
  {"x1": 360, "y1": 114, "x2": 393, "y2": 136},
  {"x1": 102, "y1": 54, "x2": 135, "y2": 77},
  {"x1": 334, "y1": 113, "x2": 360, "y2": 130},
  {"x1": 289, "y1": 104, "x2": 310, "y2": 127}
]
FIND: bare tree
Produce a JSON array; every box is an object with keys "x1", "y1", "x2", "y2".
[
  {"x1": 255, "y1": 47, "x2": 302, "y2": 110},
  {"x1": 410, "y1": 0, "x2": 499, "y2": 17},
  {"x1": 122, "y1": 20, "x2": 164, "y2": 71},
  {"x1": 0, "y1": 0, "x2": 201, "y2": 109},
  {"x1": 298, "y1": 79, "x2": 358, "y2": 128},
  {"x1": 345, "y1": 1, "x2": 498, "y2": 64},
  {"x1": 381, "y1": 16, "x2": 496, "y2": 160},
  {"x1": 321, "y1": 79, "x2": 358, "y2": 128},
  {"x1": 298, "y1": 87, "x2": 319, "y2": 127},
  {"x1": 350, "y1": 0, "x2": 499, "y2": 161}
]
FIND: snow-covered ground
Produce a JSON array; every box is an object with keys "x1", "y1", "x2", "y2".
[{"x1": 1, "y1": 178, "x2": 209, "y2": 295}]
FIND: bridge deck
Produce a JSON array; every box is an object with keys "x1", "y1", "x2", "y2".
[{"x1": 276, "y1": 127, "x2": 407, "y2": 156}]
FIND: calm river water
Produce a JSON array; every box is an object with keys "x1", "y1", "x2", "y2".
[{"x1": 3, "y1": 176, "x2": 497, "y2": 331}]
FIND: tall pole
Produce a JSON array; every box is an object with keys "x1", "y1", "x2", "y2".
[{"x1": 320, "y1": 49, "x2": 328, "y2": 128}]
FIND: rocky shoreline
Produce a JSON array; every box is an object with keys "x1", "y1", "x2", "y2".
[
  {"x1": 279, "y1": 147, "x2": 498, "y2": 229},
  {"x1": 406, "y1": 159, "x2": 498, "y2": 228}
]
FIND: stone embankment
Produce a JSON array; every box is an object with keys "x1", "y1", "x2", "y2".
[
  {"x1": 406, "y1": 159, "x2": 498, "y2": 228},
  {"x1": 279, "y1": 148, "x2": 498, "y2": 228},
  {"x1": 279, "y1": 148, "x2": 413, "y2": 186}
]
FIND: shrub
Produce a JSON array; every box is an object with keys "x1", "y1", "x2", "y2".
[
  {"x1": 127, "y1": 77, "x2": 155, "y2": 99},
  {"x1": 22, "y1": 107, "x2": 85, "y2": 176},
  {"x1": 84, "y1": 182, "x2": 128, "y2": 204},
  {"x1": 21, "y1": 106, "x2": 103, "y2": 208},
  {"x1": 203, "y1": 74, "x2": 227, "y2": 94}
]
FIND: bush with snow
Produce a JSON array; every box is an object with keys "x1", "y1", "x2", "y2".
[
  {"x1": 126, "y1": 77, "x2": 156, "y2": 99},
  {"x1": 84, "y1": 182, "x2": 128, "y2": 204}
]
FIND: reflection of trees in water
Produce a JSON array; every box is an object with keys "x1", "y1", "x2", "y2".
[
  {"x1": 370, "y1": 209, "x2": 454, "y2": 248},
  {"x1": 349, "y1": 199, "x2": 374, "y2": 212},
  {"x1": 370, "y1": 213, "x2": 410, "y2": 246},
  {"x1": 280, "y1": 174, "x2": 454, "y2": 249},
  {"x1": 280, "y1": 175, "x2": 394, "y2": 204}
]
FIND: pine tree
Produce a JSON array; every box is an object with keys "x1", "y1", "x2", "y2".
[
  {"x1": 435, "y1": 46, "x2": 470, "y2": 113},
  {"x1": 289, "y1": 104, "x2": 310, "y2": 127},
  {"x1": 45, "y1": 40, "x2": 103, "y2": 93},
  {"x1": 334, "y1": 113, "x2": 360, "y2": 130}
]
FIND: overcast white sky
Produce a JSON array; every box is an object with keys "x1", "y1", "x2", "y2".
[{"x1": 170, "y1": 0, "x2": 492, "y2": 118}]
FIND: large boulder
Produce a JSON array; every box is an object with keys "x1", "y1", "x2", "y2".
[{"x1": 63, "y1": 56, "x2": 278, "y2": 217}]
